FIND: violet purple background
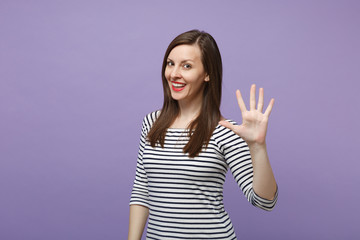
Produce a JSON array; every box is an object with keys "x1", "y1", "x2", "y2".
[{"x1": 1, "y1": 0, "x2": 359, "y2": 239}]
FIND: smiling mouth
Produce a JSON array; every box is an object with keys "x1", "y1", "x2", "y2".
[{"x1": 171, "y1": 81, "x2": 186, "y2": 92}]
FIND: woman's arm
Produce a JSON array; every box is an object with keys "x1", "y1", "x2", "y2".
[
  {"x1": 128, "y1": 204, "x2": 149, "y2": 240},
  {"x1": 128, "y1": 114, "x2": 154, "y2": 239},
  {"x1": 219, "y1": 84, "x2": 277, "y2": 200},
  {"x1": 248, "y1": 143, "x2": 277, "y2": 200}
]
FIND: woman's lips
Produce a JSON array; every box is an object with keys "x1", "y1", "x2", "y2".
[{"x1": 171, "y1": 81, "x2": 186, "y2": 92}]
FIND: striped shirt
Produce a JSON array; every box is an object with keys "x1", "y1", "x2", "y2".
[{"x1": 130, "y1": 111, "x2": 278, "y2": 239}]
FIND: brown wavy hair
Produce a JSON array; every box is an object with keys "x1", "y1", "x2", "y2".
[{"x1": 147, "y1": 29, "x2": 223, "y2": 158}]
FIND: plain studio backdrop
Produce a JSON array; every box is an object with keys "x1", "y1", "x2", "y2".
[{"x1": 0, "y1": 0, "x2": 359, "y2": 239}]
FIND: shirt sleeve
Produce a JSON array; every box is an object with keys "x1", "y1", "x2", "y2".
[
  {"x1": 129, "y1": 116, "x2": 150, "y2": 208},
  {"x1": 214, "y1": 123, "x2": 278, "y2": 211}
]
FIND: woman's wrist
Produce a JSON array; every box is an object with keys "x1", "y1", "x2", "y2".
[{"x1": 247, "y1": 141, "x2": 267, "y2": 152}]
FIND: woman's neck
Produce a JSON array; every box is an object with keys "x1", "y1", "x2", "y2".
[{"x1": 171, "y1": 94, "x2": 203, "y2": 128}]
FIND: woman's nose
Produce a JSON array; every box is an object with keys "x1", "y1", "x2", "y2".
[{"x1": 170, "y1": 67, "x2": 181, "y2": 79}]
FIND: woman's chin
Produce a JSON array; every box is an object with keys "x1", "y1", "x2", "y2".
[
  {"x1": 170, "y1": 91, "x2": 185, "y2": 101},
  {"x1": 170, "y1": 94, "x2": 182, "y2": 101}
]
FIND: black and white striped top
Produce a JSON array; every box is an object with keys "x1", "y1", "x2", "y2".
[{"x1": 130, "y1": 111, "x2": 278, "y2": 239}]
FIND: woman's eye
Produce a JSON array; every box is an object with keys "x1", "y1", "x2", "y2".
[
  {"x1": 167, "y1": 61, "x2": 174, "y2": 66},
  {"x1": 183, "y1": 64, "x2": 191, "y2": 69}
]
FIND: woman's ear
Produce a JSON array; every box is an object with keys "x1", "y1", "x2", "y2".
[{"x1": 205, "y1": 75, "x2": 210, "y2": 82}]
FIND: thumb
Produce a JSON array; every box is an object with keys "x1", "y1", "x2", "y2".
[{"x1": 218, "y1": 120, "x2": 237, "y2": 132}]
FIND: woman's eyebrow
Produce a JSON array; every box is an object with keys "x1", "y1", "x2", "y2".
[
  {"x1": 167, "y1": 58, "x2": 195, "y2": 63},
  {"x1": 181, "y1": 59, "x2": 195, "y2": 63}
]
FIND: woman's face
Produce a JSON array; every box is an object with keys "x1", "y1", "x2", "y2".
[{"x1": 165, "y1": 44, "x2": 209, "y2": 104}]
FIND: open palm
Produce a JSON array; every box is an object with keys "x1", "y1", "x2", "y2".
[{"x1": 220, "y1": 84, "x2": 274, "y2": 146}]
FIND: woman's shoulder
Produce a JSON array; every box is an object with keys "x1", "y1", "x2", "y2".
[{"x1": 142, "y1": 110, "x2": 161, "y2": 128}]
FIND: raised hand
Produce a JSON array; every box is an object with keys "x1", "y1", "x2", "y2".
[{"x1": 219, "y1": 84, "x2": 274, "y2": 146}]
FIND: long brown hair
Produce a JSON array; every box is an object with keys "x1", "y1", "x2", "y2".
[{"x1": 147, "y1": 30, "x2": 223, "y2": 158}]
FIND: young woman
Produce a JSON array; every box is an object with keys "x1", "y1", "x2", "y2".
[{"x1": 128, "y1": 30, "x2": 278, "y2": 240}]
